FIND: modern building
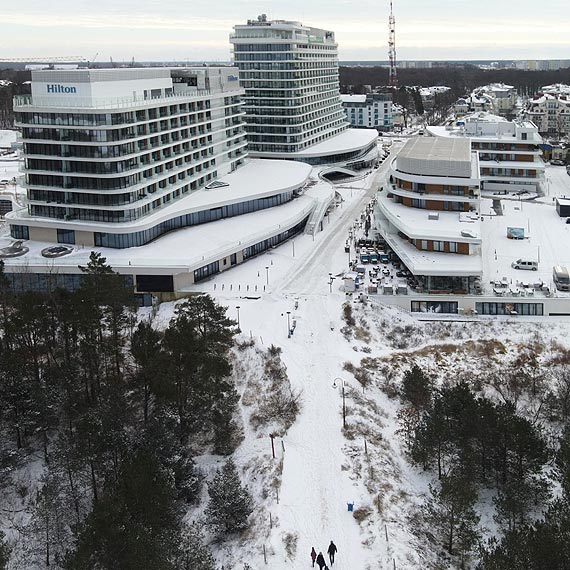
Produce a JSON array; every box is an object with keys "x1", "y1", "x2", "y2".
[
  {"x1": 375, "y1": 137, "x2": 482, "y2": 293},
  {"x1": 427, "y1": 113, "x2": 545, "y2": 196},
  {"x1": 230, "y1": 15, "x2": 378, "y2": 166},
  {"x1": 340, "y1": 93, "x2": 393, "y2": 131},
  {"x1": 523, "y1": 85, "x2": 570, "y2": 137},
  {"x1": 7, "y1": 67, "x2": 269, "y2": 248}
]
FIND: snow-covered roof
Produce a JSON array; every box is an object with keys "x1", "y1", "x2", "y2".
[
  {"x1": 7, "y1": 159, "x2": 313, "y2": 234},
  {"x1": 0, "y1": 130, "x2": 17, "y2": 149},
  {"x1": 340, "y1": 94, "x2": 367, "y2": 104},
  {"x1": 1, "y1": 192, "x2": 318, "y2": 275},
  {"x1": 293, "y1": 128, "x2": 378, "y2": 158},
  {"x1": 378, "y1": 192, "x2": 482, "y2": 244},
  {"x1": 397, "y1": 137, "x2": 472, "y2": 178}
]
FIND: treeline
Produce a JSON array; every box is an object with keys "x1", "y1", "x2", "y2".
[
  {"x1": 0, "y1": 70, "x2": 30, "y2": 129},
  {"x1": 400, "y1": 364, "x2": 570, "y2": 569},
  {"x1": 0, "y1": 254, "x2": 249, "y2": 569},
  {"x1": 340, "y1": 66, "x2": 570, "y2": 97}
]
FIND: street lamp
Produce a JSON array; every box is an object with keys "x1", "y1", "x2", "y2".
[
  {"x1": 333, "y1": 377, "x2": 347, "y2": 429},
  {"x1": 265, "y1": 266, "x2": 269, "y2": 286},
  {"x1": 236, "y1": 305, "x2": 241, "y2": 329},
  {"x1": 286, "y1": 311, "x2": 291, "y2": 338},
  {"x1": 328, "y1": 272, "x2": 336, "y2": 293}
]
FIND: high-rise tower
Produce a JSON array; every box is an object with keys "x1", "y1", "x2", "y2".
[
  {"x1": 388, "y1": 1, "x2": 398, "y2": 88},
  {"x1": 230, "y1": 16, "x2": 348, "y2": 157}
]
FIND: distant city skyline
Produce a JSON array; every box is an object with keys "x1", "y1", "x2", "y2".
[{"x1": 2, "y1": 0, "x2": 570, "y2": 62}]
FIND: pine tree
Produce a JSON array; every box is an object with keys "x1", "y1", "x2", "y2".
[
  {"x1": 65, "y1": 449, "x2": 181, "y2": 570},
  {"x1": 401, "y1": 364, "x2": 433, "y2": 410},
  {"x1": 177, "y1": 523, "x2": 216, "y2": 570},
  {"x1": 205, "y1": 458, "x2": 253, "y2": 534},
  {"x1": 425, "y1": 472, "x2": 480, "y2": 558}
]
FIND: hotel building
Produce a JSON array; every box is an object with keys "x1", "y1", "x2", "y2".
[
  {"x1": 427, "y1": 113, "x2": 545, "y2": 196},
  {"x1": 8, "y1": 67, "x2": 258, "y2": 248},
  {"x1": 376, "y1": 137, "x2": 482, "y2": 294},
  {"x1": 230, "y1": 15, "x2": 378, "y2": 166}
]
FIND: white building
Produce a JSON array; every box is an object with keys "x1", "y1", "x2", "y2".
[
  {"x1": 427, "y1": 113, "x2": 545, "y2": 196},
  {"x1": 8, "y1": 67, "x2": 264, "y2": 248},
  {"x1": 524, "y1": 85, "x2": 570, "y2": 137},
  {"x1": 230, "y1": 15, "x2": 378, "y2": 166},
  {"x1": 376, "y1": 137, "x2": 482, "y2": 293},
  {"x1": 340, "y1": 93, "x2": 393, "y2": 131},
  {"x1": 454, "y1": 84, "x2": 517, "y2": 117}
]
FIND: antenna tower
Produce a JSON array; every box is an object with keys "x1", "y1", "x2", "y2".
[{"x1": 388, "y1": 0, "x2": 398, "y2": 88}]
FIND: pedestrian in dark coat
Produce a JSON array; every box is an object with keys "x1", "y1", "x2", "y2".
[
  {"x1": 311, "y1": 547, "x2": 317, "y2": 567},
  {"x1": 316, "y1": 552, "x2": 326, "y2": 570},
  {"x1": 327, "y1": 541, "x2": 338, "y2": 565}
]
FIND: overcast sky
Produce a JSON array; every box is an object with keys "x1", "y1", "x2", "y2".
[{"x1": 2, "y1": 0, "x2": 570, "y2": 62}]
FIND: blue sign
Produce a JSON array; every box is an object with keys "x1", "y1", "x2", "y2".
[{"x1": 46, "y1": 84, "x2": 77, "y2": 94}]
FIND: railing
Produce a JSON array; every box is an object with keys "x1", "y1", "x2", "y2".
[{"x1": 13, "y1": 89, "x2": 219, "y2": 110}]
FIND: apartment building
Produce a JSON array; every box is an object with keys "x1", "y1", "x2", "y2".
[
  {"x1": 376, "y1": 137, "x2": 482, "y2": 293},
  {"x1": 8, "y1": 67, "x2": 262, "y2": 248},
  {"x1": 427, "y1": 113, "x2": 545, "y2": 195},
  {"x1": 340, "y1": 93, "x2": 393, "y2": 130},
  {"x1": 230, "y1": 15, "x2": 378, "y2": 165},
  {"x1": 524, "y1": 84, "x2": 570, "y2": 136}
]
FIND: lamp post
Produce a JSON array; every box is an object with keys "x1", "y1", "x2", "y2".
[
  {"x1": 333, "y1": 377, "x2": 347, "y2": 429},
  {"x1": 329, "y1": 273, "x2": 336, "y2": 293},
  {"x1": 286, "y1": 311, "x2": 291, "y2": 338},
  {"x1": 265, "y1": 266, "x2": 269, "y2": 286},
  {"x1": 236, "y1": 305, "x2": 241, "y2": 329}
]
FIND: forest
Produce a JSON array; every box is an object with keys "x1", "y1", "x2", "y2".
[
  {"x1": 0, "y1": 253, "x2": 250, "y2": 569},
  {"x1": 400, "y1": 359, "x2": 570, "y2": 569},
  {"x1": 339, "y1": 65, "x2": 570, "y2": 97}
]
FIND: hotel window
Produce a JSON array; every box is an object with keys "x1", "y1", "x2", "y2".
[
  {"x1": 449, "y1": 242, "x2": 458, "y2": 253},
  {"x1": 433, "y1": 241, "x2": 445, "y2": 252},
  {"x1": 420, "y1": 240, "x2": 428, "y2": 250}
]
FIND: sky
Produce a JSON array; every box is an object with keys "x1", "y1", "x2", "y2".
[{"x1": 1, "y1": 0, "x2": 570, "y2": 62}]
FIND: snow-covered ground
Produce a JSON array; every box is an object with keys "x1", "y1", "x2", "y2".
[
  {"x1": 4, "y1": 134, "x2": 570, "y2": 567},
  {"x1": 162, "y1": 151, "x2": 570, "y2": 569}
]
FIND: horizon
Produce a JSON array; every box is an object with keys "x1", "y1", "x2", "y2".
[{"x1": 1, "y1": 1, "x2": 570, "y2": 61}]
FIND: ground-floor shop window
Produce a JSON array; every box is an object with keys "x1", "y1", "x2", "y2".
[
  {"x1": 411, "y1": 301, "x2": 459, "y2": 314},
  {"x1": 475, "y1": 302, "x2": 544, "y2": 316}
]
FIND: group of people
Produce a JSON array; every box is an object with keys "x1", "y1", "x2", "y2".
[{"x1": 310, "y1": 541, "x2": 337, "y2": 569}]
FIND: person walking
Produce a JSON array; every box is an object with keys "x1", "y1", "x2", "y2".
[
  {"x1": 327, "y1": 541, "x2": 338, "y2": 565},
  {"x1": 311, "y1": 547, "x2": 317, "y2": 567},
  {"x1": 316, "y1": 551, "x2": 326, "y2": 570}
]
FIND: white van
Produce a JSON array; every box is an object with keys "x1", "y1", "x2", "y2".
[
  {"x1": 511, "y1": 259, "x2": 538, "y2": 271},
  {"x1": 553, "y1": 265, "x2": 570, "y2": 291}
]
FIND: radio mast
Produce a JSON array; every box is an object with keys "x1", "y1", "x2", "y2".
[{"x1": 388, "y1": 0, "x2": 398, "y2": 88}]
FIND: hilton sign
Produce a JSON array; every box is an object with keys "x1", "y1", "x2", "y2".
[{"x1": 46, "y1": 84, "x2": 77, "y2": 94}]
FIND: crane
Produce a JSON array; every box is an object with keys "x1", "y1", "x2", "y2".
[{"x1": 0, "y1": 56, "x2": 87, "y2": 63}]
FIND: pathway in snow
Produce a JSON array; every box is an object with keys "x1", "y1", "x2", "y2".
[
  {"x1": 271, "y1": 293, "x2": 379, "y2": 569},
  {"x1": 250, "y1": 163, "x2": 391, "y2": 569},
  {"x1": 207, "y1": 148, "x2": 399, "y2": 569}
]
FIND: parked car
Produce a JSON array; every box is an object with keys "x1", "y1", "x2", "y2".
[
  {"x1": 551, "y1": 159, "x2": 566, "y2": 166},
  {"x1": 511, "y1": 258, "x2": 538, "y2": 271}
]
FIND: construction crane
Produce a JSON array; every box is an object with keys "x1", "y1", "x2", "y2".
[
  {"x1": 0, "y1": 56, "x2": 87, "y2": 63},
  {"x1": 388, "y1": 0, "x2": 398, "y2": 88}
]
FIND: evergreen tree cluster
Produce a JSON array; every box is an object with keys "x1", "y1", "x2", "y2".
[
  {"x1": 0, "y1": 255, "x2": 249, "y2": 568},
  {"x1": 406, "y1": 378, "x2": 554, "y2": 564}
]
